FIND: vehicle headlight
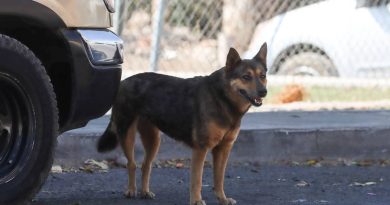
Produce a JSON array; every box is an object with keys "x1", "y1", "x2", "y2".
[
  {"x1": 77, "y1": 29, "x2": 124, "y2": 65},
  {"x1": 103, "y1": 0, "x2": 115, "y2": 13}
]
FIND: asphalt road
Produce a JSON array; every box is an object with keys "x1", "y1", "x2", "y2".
[{"x1": 33, "y1": 165, "x2": 390, "y2": 205}]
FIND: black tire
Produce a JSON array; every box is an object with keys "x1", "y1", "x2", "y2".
[
  {"x1": 277, "y1": 52, "x2": 338, "y2": 76},
  {"x1": 0, "y1": 34, "x2": 58, "y2": 205}
]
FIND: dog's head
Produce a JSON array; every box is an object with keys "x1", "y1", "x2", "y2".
[{"x1": 225, "y1": 43, "x2": 268, "y2": 107}]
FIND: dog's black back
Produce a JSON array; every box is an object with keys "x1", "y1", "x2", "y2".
[
  {"x1": 112, "y1": 70, "x2": 242, "y2": 147},
  {"x1": 98, "y1": 44, "x2": 268, "y2": 152},
  {"x1": 120, "y1": 72, "x2": 200, "y2": 146}
]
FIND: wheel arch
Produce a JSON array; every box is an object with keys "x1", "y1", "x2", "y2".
[
  {"x1": 0, "y1": 10, "x2": 72, "y2": 129},
  {"x1": 270, "y1": 43, "x2": 335, "y2": 75}
]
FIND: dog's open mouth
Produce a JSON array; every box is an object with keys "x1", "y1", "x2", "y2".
[
  {"x1": 239, "y1": 90, "x2": 263, "y2": 107},
  {"x1": 252, "y1": 97, "x2": 263, "y2": 106}
]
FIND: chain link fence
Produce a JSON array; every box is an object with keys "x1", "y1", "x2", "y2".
[{"x1": 115, "y1": 0, "x2": 390, "y2": 111}]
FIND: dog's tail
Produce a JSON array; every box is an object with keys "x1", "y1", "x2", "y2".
[{"x1": 97, "y1": 120, "x2": 118, "y2": 153}]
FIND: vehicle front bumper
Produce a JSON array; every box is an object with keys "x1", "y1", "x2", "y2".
[{"x1": 60, "y1": 29, "x2": 123, "y2": 132}]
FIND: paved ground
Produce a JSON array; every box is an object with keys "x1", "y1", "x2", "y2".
[
  {"x1": 44, "y1": 110, "x2": 390, "y2": 204},
  {"x1": 34, "y1": 164, "x2": 390, "y2": 205}
]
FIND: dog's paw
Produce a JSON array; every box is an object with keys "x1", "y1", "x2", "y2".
[
  {"x1": 140, "y1": 191, "x2": 156, "y2": 199},
  {"x1": 192, "y1": 200, "x2": 206, "y2": 205},
  {"x1": 124, "y1": 189, "x2": 137, "y2": 198},
  {"x1": 219, "y1": 197, "x2": 236, "y2": 205}
]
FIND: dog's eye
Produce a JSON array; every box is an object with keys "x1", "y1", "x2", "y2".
[
  {"x1": 242, "y1": 75, "x2": 252, "y2": 81},
  {"x1": 260, "y1": 75, "x2": 266, "y2": 79}
]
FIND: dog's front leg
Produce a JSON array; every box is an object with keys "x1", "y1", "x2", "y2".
[
  {"x1": 212, "y1": 131, "x2": 238, "y2": 205},
  {"x1": 190, "y1": 147, "x2": 208, "y2": 205},
  {"x1": 212, "y1": 142, "x2": 236, "y2": 205}
]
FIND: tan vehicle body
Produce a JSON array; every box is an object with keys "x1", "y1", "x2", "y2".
[
  {"x1": 34, "y1": 0, "x2": 112, "y2": 28},
  {"x1": 0, "y1": 1, "x2": 122, "y2": 204}
]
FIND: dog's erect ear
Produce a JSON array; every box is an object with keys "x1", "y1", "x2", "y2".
[
  {"x1": 253, "y1": 42, "x2": 267, "y2": 63},
  {"x1": 226, "y1": 47, "x2": 241, "y2": 71}
]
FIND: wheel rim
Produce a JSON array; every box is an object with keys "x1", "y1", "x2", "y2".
[{"x1": 0, "y1": 73, "x2": 35, "y2": 184}]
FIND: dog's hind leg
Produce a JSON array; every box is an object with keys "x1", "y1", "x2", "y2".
[
  {"x1": 138, "y1": 117, "x2": 161, "y2": 199},
  {"x1": 119, "y1": 117, "x2": 139, "y2": 198}
]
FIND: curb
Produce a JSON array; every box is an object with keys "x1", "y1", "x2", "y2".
[{"x1": 54, "y1": 111, "x2": 390, "y2": 166}]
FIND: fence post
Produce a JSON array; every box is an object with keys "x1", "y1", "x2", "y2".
[
  {"x1": 113, "y1": 0, "x2": 122, "y2": 34},
  {"x1": 149, "y1": 0, "x2": 166, "y2": 72},
  {"x1": 113, "y1": 0, "x2": 130, "y2": 36}
]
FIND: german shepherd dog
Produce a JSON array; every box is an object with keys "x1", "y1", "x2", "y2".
[{"x1": 97, "y1": 43, "x2": 268, "y2": 205}]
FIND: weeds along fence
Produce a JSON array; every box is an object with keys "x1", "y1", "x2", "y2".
[{"x1": 114, "y1": 0, "x2": 390, "y2": 111}]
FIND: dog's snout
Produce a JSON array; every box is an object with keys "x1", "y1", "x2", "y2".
[{"x1": 258, "y1": 89, "x2": 267, "y2": 97}]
